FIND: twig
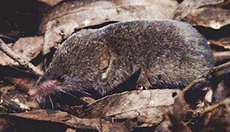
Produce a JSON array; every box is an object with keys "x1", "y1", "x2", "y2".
[
  {"x1": 0, "y1": 34, "x2": 16, "y2": 41},
  {"x1": 202, "y1": 97, "x2": 230, "y2": 115},
  {"x1": 0, "y1": 39, "x2": 44, "y2": 76},
  {"x1": 182, "y1": 78, "x2": 206, "y2": 92},
  {"x1": 210, "y1": 61, "x2": 230, "y2": 74},
  {"x1": 182, "y1": 61, "x2": 230, "y2": 93}
]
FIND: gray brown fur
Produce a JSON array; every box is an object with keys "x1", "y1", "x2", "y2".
[{"x1": 29, "y1": 20, "x2": 214, "y2": 99}]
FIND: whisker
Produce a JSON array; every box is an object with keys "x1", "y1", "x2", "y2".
[
  {"x1": 80, "y1": 90, "x2": 91, "y2": 96},
  {"x1": 55, "y1": 92, "x2": 63, "y2": 100},
  {"x1": 49, "y1": 95, "x2": 54, "y2": 109},
  {"x1": 60, "y1": 89, "x2": 78, "y2": 99}
]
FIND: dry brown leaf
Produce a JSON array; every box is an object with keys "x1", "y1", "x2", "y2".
[
  {"x1": 173, "y1": 0, "x2": 225, "y2": 20},
  {"x1": 39, "y1": 0, "x2": 178, "y2": 54},
  {"x1": 173, "y1": 0, "x2": 230, "y2": 51},
  {"x1": 213, "y1": 51, "x2": 230, "y2": 62},
  {"x1": 78, "y1": 89, "x2": 179, "y2": 127},
  {"x1": 0, "y1": 109, "x2": 130, "y2": 132},
  {"x1": 39, "y1": 0, "x2": 178, "y2": 33},
  {"x1": 0, "y1": 36, "x2": 43, "y2": 66},
  {"x1": 185, "y1": 7, "x2": 230, "y2": 29}
]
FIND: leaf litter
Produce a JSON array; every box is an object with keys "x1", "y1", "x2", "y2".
[{"x1": 0, "y1": 0, "x2": 230, "y2": 131}]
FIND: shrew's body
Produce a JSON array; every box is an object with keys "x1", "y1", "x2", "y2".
[{"x1": 29, "y1": 20, "x2": 214, "y2": 100}]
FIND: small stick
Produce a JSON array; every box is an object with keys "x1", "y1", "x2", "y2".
[
  {"x1": 0, "y1": 39, "x2": 44, "y2": 76},
  {"x1": 182, "y1": 61, "x2": 230, "y2": 93},
  {"x1": 202, "y1": 97, "x2": 230, "y2": 114},
  {"x1": 210, "y1": 61, "x2": 230, "y2": 74},
  {"x1": 0, "y1": 34, "x2": 16, "y2": 41}
]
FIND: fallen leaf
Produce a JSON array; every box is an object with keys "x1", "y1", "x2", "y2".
[
  {"x1": 173, "y1": 0, "x2": 225, "y2": 20},
  {"x1": 0, "y1": 109, "x2": 130, "y2": 132},
  {"x1": 78, "y1": 89, "x2": 179, "y2": 127},
  {"x1": 0, "y1": 36, "x2": 43, "y2": 66},
  {"x1": 39, "y1": 0, "x2": 178, "y2": 54},
  {"x1": 185, "y1": 7, "x2": 230, "y2": 29},
  {"x1": 213, "y1": 51, "x2": 230, "y2": 63}
]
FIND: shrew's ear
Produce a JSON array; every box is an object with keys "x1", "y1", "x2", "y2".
[
  {"x1": 98, "y1": 45, "x2": 111, "y2": 71},
  {"x1": 98, "y1": 44, "x2": 114, "y2": 80}
]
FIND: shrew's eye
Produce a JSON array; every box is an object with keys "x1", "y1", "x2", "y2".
[{"x1": 57, "y1": 76, "x2": 65, "y2": 82}]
